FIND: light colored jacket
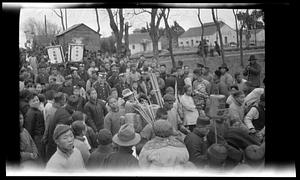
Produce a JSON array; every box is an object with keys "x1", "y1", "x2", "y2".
[
  {"x1": 180, "y1": 94, "x2": 199, "y2": 126},
  {"x1": 139, "y1": 136, "x2": 189, "y2": 169}
]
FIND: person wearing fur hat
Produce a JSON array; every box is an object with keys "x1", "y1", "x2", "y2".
[
  {"x1": 205, "y1": 143, "x2": 228, "y2": 170},
  {"x1": 139, "y1": 120, "x2": 191, "y2": 169},
  {"x1": 46, "y1": 124, "x2": 85, "y2": 171},
  {"x1": 71, "y1": 120, "x2": 91, "y2": 165},
  {"x1": 243, "y1": 55, "x2": 262, "y2": 88},
  {"x1": 87, "y1": 129, "x2": 114, "y2": 169},
  {"x1": 104, "y1": 123, "x2": 141, "y2": 169},
  {"x1": 233, "y1": 143, "x2": 265, "y2": 171}
]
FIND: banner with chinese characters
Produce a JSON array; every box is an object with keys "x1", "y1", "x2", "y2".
[
  {"x1": 46, "y1": 45, "x2": 65, "y2": 64},
  {"x1": 68, "y1": 44, "x2": 84, "y2": 62}
]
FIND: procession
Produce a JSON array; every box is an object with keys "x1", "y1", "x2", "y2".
[{"x1": 17, "y1": 7, "x2": 266, "y2": 175}]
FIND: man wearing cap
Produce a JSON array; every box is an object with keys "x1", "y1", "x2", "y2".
[
  {"x1": 104, "y1": 123, "x2": 140, "y2": 169},
  {"x1": 46, "y1": 124, "x2": 86, "y2": 171},
  {"x1": 45, "y1": 92, "x2": 73, "y2": 161},
  {"x1": 219, "y1": 63, "x2": 234, "y2": 93},
  {"x1": 114, "y1": 73, "x2": 130, "y2": 98},
  {"x1": 87, "y1": 129, "x2": 114, "y2": 169},
  {"x1": 107, "y1": 63, "x2": 120, "y2": 89},
  {"x1": 122, "y1": 88, "x2": 137, "y2": 114},
  {"x1": 243, "y1": 55, "x2": 262, "y2": 88},
  {"x1": 184, "y1": 117, "x2": 211, "y2": 168}
]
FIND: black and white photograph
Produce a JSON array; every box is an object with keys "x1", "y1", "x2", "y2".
[{"x1": 3, "y1": 2, "x2": 295, "y2": 177}]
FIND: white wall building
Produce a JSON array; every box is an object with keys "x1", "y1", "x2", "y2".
[
  {"x1": 128, "y1": 32, "x2": 162, "y2": 55},
  {"x1": 178, "y1": 21, "x2": 237, "y2": 47}
]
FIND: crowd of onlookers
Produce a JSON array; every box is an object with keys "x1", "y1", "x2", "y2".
[{"x1": 19, "y1": 47, "x2": 265, "y2": 173}]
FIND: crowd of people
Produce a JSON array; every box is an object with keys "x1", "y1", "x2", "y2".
[{"x1": 19, "y1": 47, "x2": 265, "y2": 173}]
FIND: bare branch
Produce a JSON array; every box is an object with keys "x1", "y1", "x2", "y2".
[{"x1": 52, "y1": 9, "x2": 62, "y2": 18}]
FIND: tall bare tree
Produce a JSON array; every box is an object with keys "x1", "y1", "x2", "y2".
[
  {"x1": 106, "y1": 8, "x2": 124, "y2": 56},
  {"x1": 95, "y1": 8, "x2": 101, "y2": 33},
  {"x1": 197, "y1": 8, "x2": 207, "y2": 66},
  {"x1": 52, "y1": 9, "x2": 65, "y2": 31},
  {"x1": 236, "y1": 10, "x2": 248, "y2": 67},
  {"x1": 233, "y1": 9, "x2": 240, "y2": 48},
  {"x1": 22, "y1": 17, "x2": 61, "y2": 36},
  {"x1": 124, "y1": 22, "x2": 132, "y2": 56},
  {"x1": 65, "y1": 9, "x2": 68, "y2": 29},
  {"x1": 161, "y1": 8, "x2": 176, "y2": 68},
  {"x1": 134, "y1": 8, "x2": 165, "y2": 59},
  {"x1": 212, "y1": 8, "x2": 225, "y2": 64}
]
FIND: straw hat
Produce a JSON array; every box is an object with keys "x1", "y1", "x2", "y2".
[{"x1": 122, "y1": 88, "x2": 134, "y2": 98}]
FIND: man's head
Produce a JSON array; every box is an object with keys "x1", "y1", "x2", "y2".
[
  {"x1": 97, "y1": 129, "x2": 112, "y2": 146},
  {"x1": 54, "y1": 92, "x2": 67, "y2": 106},
  {"x1": 249, "y1": 55, "x2": 257, "y2": 65},
  {"x1": 28, "y1": 93, "x2": 40, "y2": 109},
  {"x1": 35, "y1": 83, "x2": 43, "y2": 94},
  {"x1": 184, "y1": 84, "x2": 193, "y2": 96},
  {"x1": 232, "y1": 90, "x2": 245, "y2": 105},
  {"x1": 90, "y1": 61, "x2": 96, "y2": 68},
  {"x1": 160, "y1": 64, "x2": 166, "y2": 73},
  {"x1": 165, "y1": 86, "x2": 175, "y2": 96},
  {"x1": 163, "y1": 94, "x2": 176, "y2": 110},
  {"x1": 73, "y1": 85, "x2": 81, "y2": 96},
  {"x1": 51, "y1": 67, "x2": 58, "y2": 75},
  {"x1": 71, "y1": 120, "x2": 87, "y2": 137},
  {"x1": 107, "y1": 96, "x2": 119, "y2": 112},
  {"x1": 87, "y1": 88, "x2": 97, "y2": 100},
  {"x1": 53, "y1": 124, "x2": 74, "y2": 151},
  {"x1": 203, "y1": 66, "x2": 210, "y2": 74},
  {"x1": 176, "y1": 66, "x2": 183, "y2": 76},
  {"x1": 111, "y1": 88, "x2": 119, "y2": 99},
  {"x1": 184, "y1": 65, "x2": 189, "y2": 75},
  {"x1": 234, "y1": 72, "x2": 242, "y2": 83}
]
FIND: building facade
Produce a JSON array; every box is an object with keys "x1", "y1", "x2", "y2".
[
  {"x1": 56, "y1": 23, "x2": 101, "y2": 53},
  {"x1": 178, "y1": 21, "x2": 237, "y2": 48},
  {"x1": 128, "y1": 32, "x2": 162, "y2": 55}
]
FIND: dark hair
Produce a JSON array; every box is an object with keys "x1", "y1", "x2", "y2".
[
  {"x1": 72, "y1": 111, "x2": 85, "y2": 122},
  {"x1": 38, "y1": 94, "x2": 46, "y2": 103},
  {"x1": 170, "y1": 68, "x2": 177, "y2": 74},
  {"x1": 45, "y1": 90, "x2": 56, "y2": 100},
  {"x1": 20, "y1": 89, "x2": 32, "y2": 100},
  {"x1": 193, "y1": 68, "x2": 202, "y2": 76},
  {"x1": 234, "y1": 72, "x2": 241, "y2": 79},
  {"x1": 197, "y1": 63, "x2": 204, "y2": 68},
  {"x1": 54, "y1": 92, "x2": 65, "y2": 104},
  {"x1": 214, "y1": 70, "x2": 222, "y2": 77},
  {"x1": 183, "y1": 84, "x2": 192, "y2": 93},
  {"x1": 156, "y1": 108, "x2": 168, "y2": 120},
  {"x1": 232, "y1": 90, "x2": 244, "y2": 98},
  {"x1": 178, "y1": 60, "x2": 183, "y2": 66},
  {"x1": 107, "y1": 95, "x2": 116, "y2": 103},
  {"x1": 27, "y1": 92, "x2": 38, "y2": 101},
  {"x1": 71, "y1": 121, "x2": 86, "y2": 136}
]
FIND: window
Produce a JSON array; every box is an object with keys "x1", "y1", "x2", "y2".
[
  {"x1": 132, "y1": 45, "x2": 135, "y2": 49},
  {"x1": 180, "y1": 42, "x2": 183, "y2": 44},
  {"x1": 196, "y1": 41, "x2": 199, "y2": 43},
  {"x1": 186, "y1": 41, "x2": 189, "y2": 44}
]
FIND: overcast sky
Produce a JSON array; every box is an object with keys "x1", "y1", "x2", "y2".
[{"x1": 18, "y1": 4, "x2": 253, "y2": 48}]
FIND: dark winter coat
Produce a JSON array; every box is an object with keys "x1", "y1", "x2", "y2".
[
  {"x1": 104, "y1": 146, "x2": 139, "y2": 169},
  {"x1": 84, "y1": 99, "x2": 108, "y2": 132},
  {"x1": 243, "y1": 62, "x2": 261, "y2": 87},
  {"x1": 87, "y1": 145, "x2": 113, "y2": 169},
  {"x1": 184, "y1": 127, "x2": 208, "y2": 167},
  {"x1": 24, "y1": 107, "x2": 45, "y2": 138},
  {"x1": 20, "y1": 100, "x2": 30, "y2": 117}
]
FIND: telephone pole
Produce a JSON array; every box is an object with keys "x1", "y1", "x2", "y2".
[{"x1": 44, "y1": 15, "x2": 47, "y2": 36}]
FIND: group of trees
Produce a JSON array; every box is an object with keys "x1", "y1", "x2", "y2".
[{"x1": 22, "y1": 8, "x2": 264, "y2": 68}]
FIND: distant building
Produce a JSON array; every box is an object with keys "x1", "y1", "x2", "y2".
[
  {"x1": 241, "y1": 29, "x2": 265, "y2": 47},
  {"x1": 127, "y1": 31, "x2": 162, "y2": 55},
  {"x1": 178, "y1": 21, "x2": 236, "y2": 47},
  {"x1": 56, "y1": 23, "x2": 101, "y2": 52}
]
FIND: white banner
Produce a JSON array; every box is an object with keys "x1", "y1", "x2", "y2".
[
  {"x1": 68, "y1": 44, "x2": 84, "y2": 62},
  {"x1": 46, "y1": 45, "x2": 65, "y2": 64}
]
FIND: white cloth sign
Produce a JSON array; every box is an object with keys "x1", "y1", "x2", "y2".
[
  {"x1": 68, "y1": 44, "x2": 84, "y2": 62},
  {"x1": 46, "y1": 45, "x2": 65, "y2": 64}
]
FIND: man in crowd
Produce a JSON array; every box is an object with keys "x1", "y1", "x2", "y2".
[{"x1": 243, "y1": 55, "x2": 262, "y2": 88}]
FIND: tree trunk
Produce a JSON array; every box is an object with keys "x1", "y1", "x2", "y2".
[
  {"x1": 162, "y1": 9, "x2": 176, "y2": 68},
  {"x1": 233, "y1": 9, "x2": 239, "y2": 48},
  {"x1": 106, "y1": 9, "x2": 124, "y2": 56},
  {"x1": 239, "y1": 28, "x2": 244, "y2": 67},
  {"x1": 125, "y1": 22, "x2": 130, "y2": 56},
  {"x1": 197, "y1": 9, "x2": 206, "y2": 66},
  {"x1": 65, "y1": 9, "x2": 67, "y2": 29},
  {"x1": 212, "y1": 9, "x2": 225, "y2": 64},
  {"x1": 95, "y1": 8, "x2": 100, "y2": 33}
]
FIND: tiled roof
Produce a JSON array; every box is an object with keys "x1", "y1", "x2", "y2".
[
  {"x1": 56, "y1": 23, "x2": 100, "y2": 37},
  {"x1": 179, "y1": 21, "x2": 225, "y2": 38}
]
